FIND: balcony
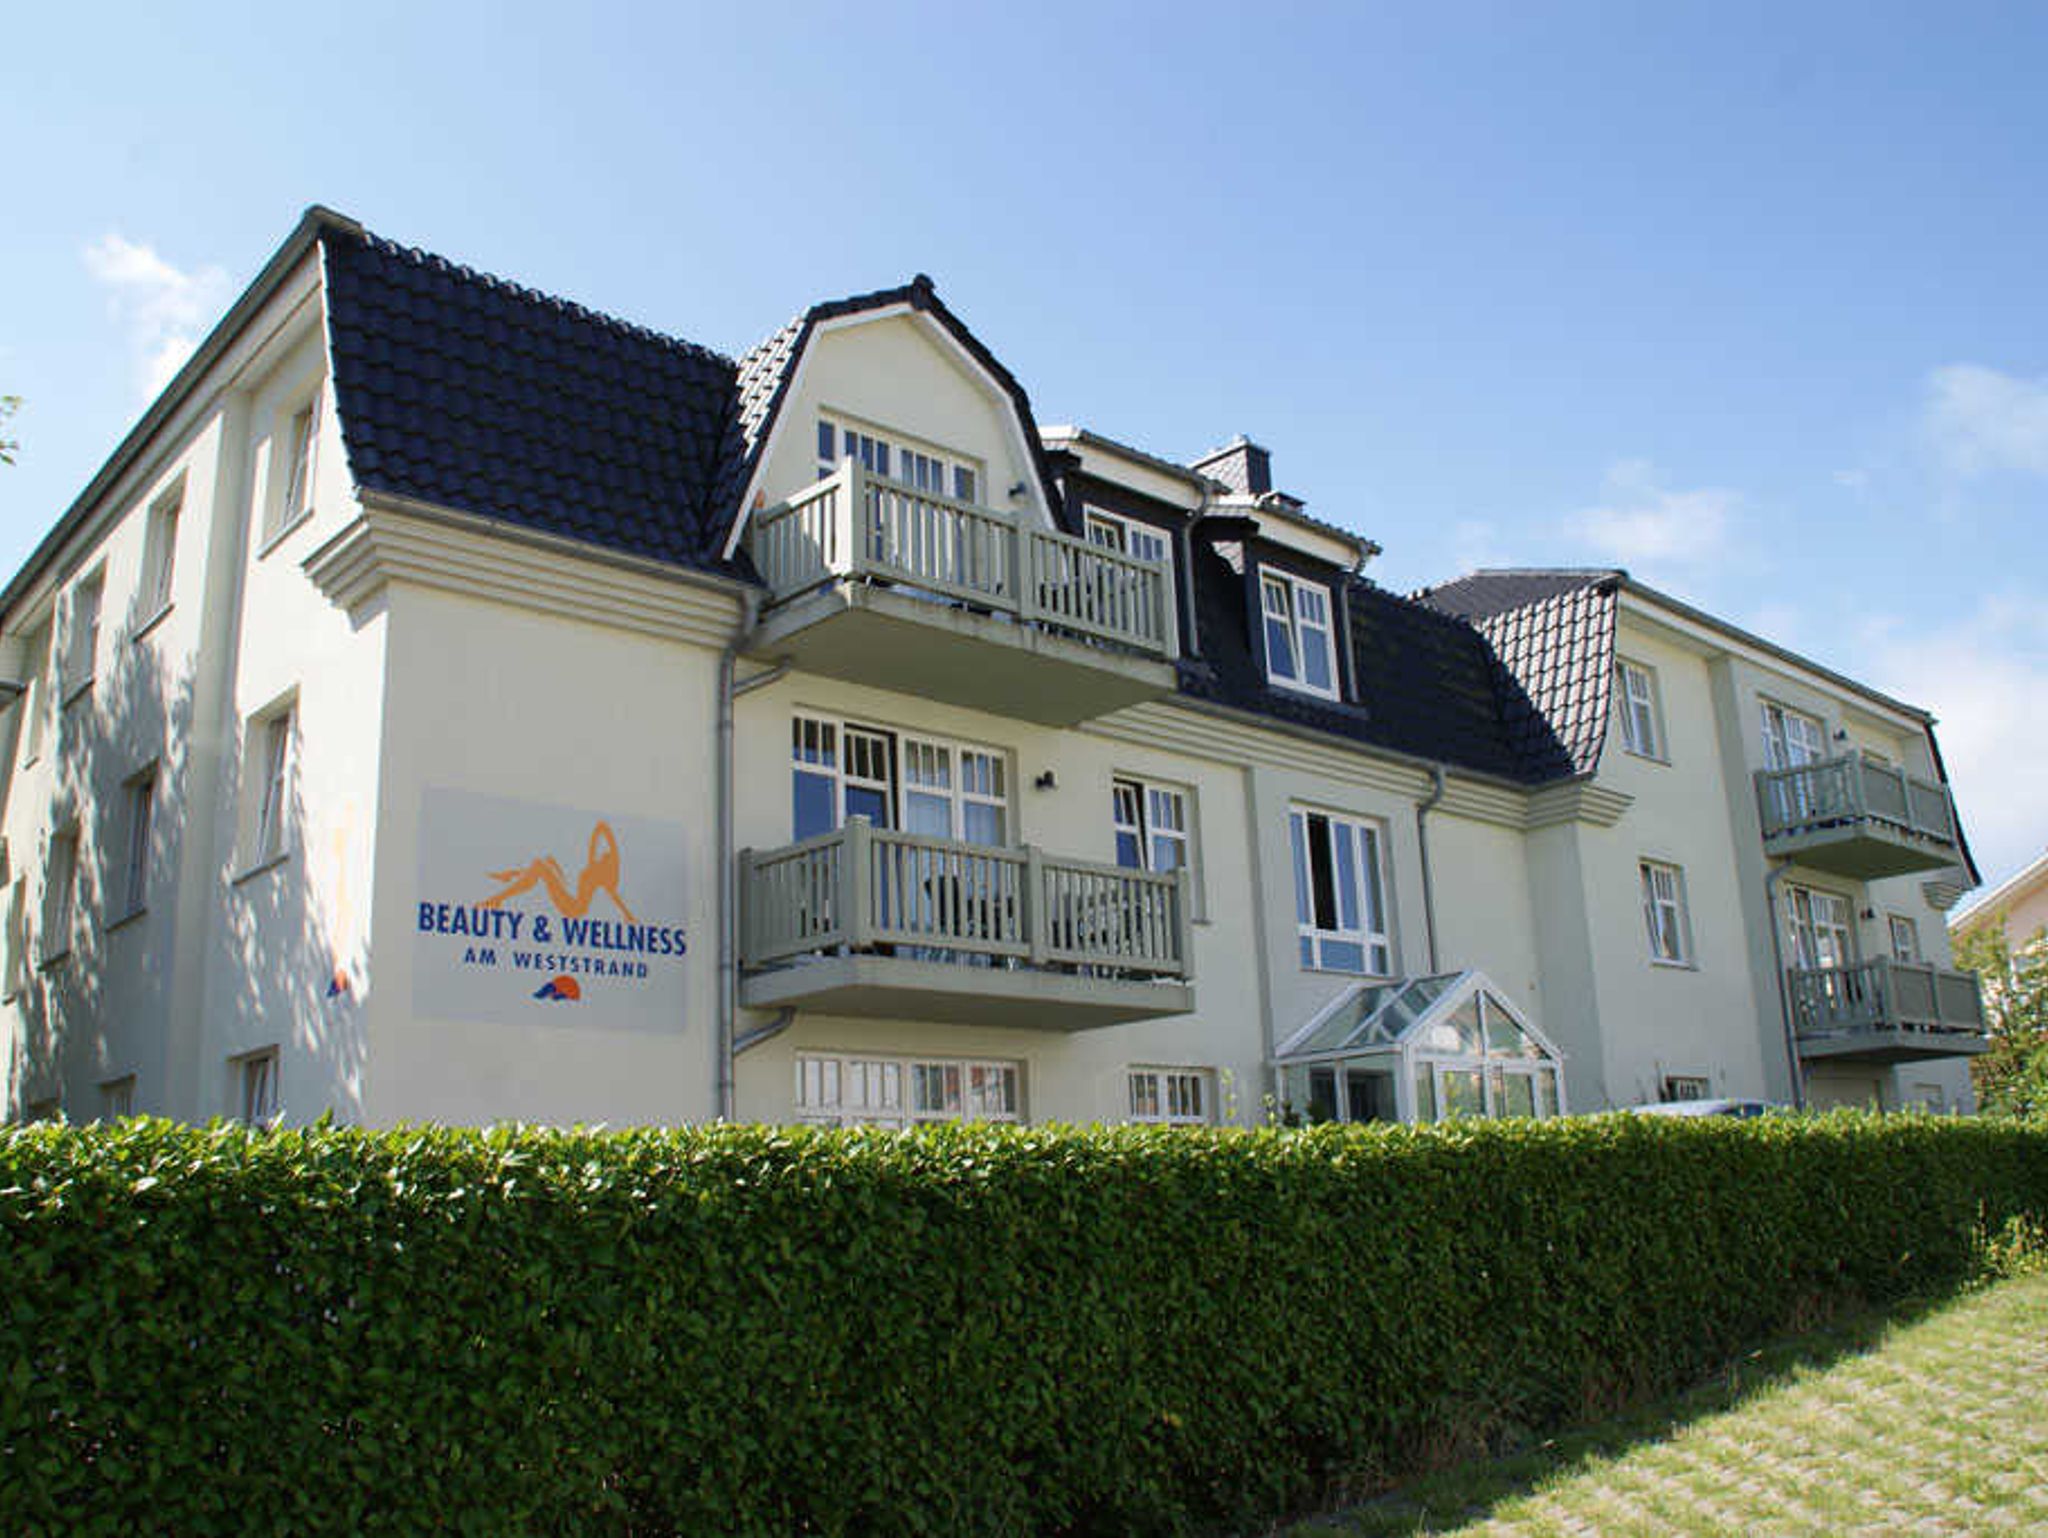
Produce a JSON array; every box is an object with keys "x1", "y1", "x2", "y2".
[
  {"x1": 745, "y1": 461, "x2": 1179, "y2": 725},
  {"x1": 1788, "y1": 959, "x2": 1988, "y2": 1063},
  {"x1": 1754, "y1": 755, "x2": 1961, "y2": 879},
  {"x1": 739, "y1": 818, "x2": 1195, "y2": 1029}
]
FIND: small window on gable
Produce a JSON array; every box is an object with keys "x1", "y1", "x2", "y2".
[
  {"x1": 1616, "y1": 660, "x2": 1663, "y2": 760},
  {"x1": 265, "y1": 389, "x2": 321, "y2": 545},
  {"x1": 1259, "y1": 569, "x2": 1338, "y2": 700}
]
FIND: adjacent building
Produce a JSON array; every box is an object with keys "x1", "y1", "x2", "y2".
[{"x1": 0, "y1": 208, "x2": 1988, "y2": 1129}]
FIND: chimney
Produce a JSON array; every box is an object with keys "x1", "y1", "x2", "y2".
[{"x1": 1191, "y1": 435, "x2": 1272, "y2": 497}]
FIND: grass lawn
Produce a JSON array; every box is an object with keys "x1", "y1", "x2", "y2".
[{"x1": 1284, "y1": 1273, "x2": 2048, "y2": 1536}]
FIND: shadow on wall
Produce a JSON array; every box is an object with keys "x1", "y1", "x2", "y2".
[{"x1": 4, "y1": 592, "x2": 366, "y2": 1124}]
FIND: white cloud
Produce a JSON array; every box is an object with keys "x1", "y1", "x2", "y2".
[
  {"x1": 1568, "y1": 459, "x2": 1736, "y2": 568},
  {"x1": 1858, "y1": 594, "x2": 2048, "y2": 891},
  {"x1": 82, "y1": 234, "x2": 231, "y2": 399},
  {"x1": 1923, "y1": 364, "x2": 2048, "y2": 479}
]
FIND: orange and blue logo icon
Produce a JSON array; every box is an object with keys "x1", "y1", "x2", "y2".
[{"x1": 533, "y1": 975, "x2": 582, "y2": 1002}]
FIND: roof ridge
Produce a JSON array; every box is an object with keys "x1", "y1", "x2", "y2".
[{"x1": 349, "y1": 229, "x2": 740, "y2": 370}]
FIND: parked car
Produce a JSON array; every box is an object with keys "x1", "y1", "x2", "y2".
[{"x1": 1626, "y1": 1098, "x2": 1783, "y2": 1118}]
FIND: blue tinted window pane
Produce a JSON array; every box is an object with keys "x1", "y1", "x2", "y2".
[
  {"x1": 1334, "y1": 825, "x2": 1359, "y2": 930},
  {"x1": 817, "y1": 421, "x2": 834, "y2": 464},
  {"x1": 794, "y1": 772, "x2": 835, "y2": 840},
  {"x1": 1265, "y1": 615, "x2": 1297, "y2": 680},
  {"x1": 874, "y1": 443, "x2": 890, "y2": 479},
  {"x1": 1322, "y1": 940, "x2": 1366, "y2": 973},
  {"x1": 1150, "y1": 835, "x2": 1182, "y2": 872},
  {"x1": 1116, "y1": 830, "x2": 1142, "y2": 869},
  {"x1": 1289, "y1": 814, "x2": 1312, "y2": 924},
  {"x1": 955, "y1": 466, "x2": 976, "y2": 502},
  {"x1": 1300, "y1": 935, "x2": 1317, "y2": 968},
  {"x1": 845, "y1": 785, "x2": 890, "y2": 828},
  {"x1": 1302, "y1": 628, "x2": 1332, "y2": 691}
]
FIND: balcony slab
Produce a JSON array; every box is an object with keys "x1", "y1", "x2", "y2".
[{"x1": 741, "y1": 952, "x2": 1195, "y2": 1030}]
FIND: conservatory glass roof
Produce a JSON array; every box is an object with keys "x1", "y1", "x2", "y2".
[{"x1": 1274, "y1": 970, "x2": 1560, "y2": 1065}]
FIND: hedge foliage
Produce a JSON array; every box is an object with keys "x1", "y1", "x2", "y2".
[{"x1": 3, "y1": 1114, "x2": 2045, "y2": 1535}]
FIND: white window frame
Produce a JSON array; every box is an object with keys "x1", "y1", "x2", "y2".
[
  {"x1": 1785, "y1": 885, "x2": 1854, "y2": 971},
  {"x1": 4, "y1": 876, "x2": 28, "y2": 998},
  {"x1": 245, "y1": 698, "x2": 298, "y2": 869},
  {"x1": 1760, "y1": 700, "x2": 1827, "y2": 770},
  {"x1": 139, "y1": 481, "x2": 183, "y2": 623},
  {"x1": 19, "y1": 621, "x2": 51, "y2": 766},
  {"x1": 234, "y1": 1047, "x2": 280, "y2": 1126},
  {"x1": 266, "y1": 391, "x2": 321, "y2": 546},
  {"x1": 791, "y1": 712, "x2": 1009, "y2": 846},
  {"x1": 1111, "y1": 776, "x2": 1190, "y2": 877},
  {"x1": 63, "y1": 569, "x2": 103, "y2": 700},
  {"x1": 1661, "y1": 1074, "x2": 1710, "y2": 1103},
  {"x1": 98, "y1": 1075, "x2": 136, "y2": 1121},
  {"x1": 1887, "y1": 913, "x2": 1922, "y2": 964},
  {"x1": 794, "y1": 1051, "x2": 1022, "y2": 1128},
  {"x1": 42, "y1": 824, "x2": 80, "y2": 964},
  {"x1": 1639, "y1": 859, "x2": 1692, "y2": 967},
  {"x1": 1289, "y1": 807, "x2": 1391, "y2": 975},
  {"x1": 1126, "y1": 1067, "x2": 1213, "y2": 1126},
  {"x1": 1084, "y1": 507, "x2": 1175, "y2": 580},
  {"x1": 1615, "y1": 659, "x2": 1665, "y2": 761},
  {"x1": 816, "y1": 414, "x2": 981, "y2": 504},
  {"x1": 1258, "y1": 568, "x2": 1340, "y2": 700},
  {"x1": 117, "y1": 766, "x2": 157, "y2": 920}
]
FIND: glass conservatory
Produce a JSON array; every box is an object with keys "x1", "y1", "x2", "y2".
[{"x1": 1274, "y1": 971, "x2": 1567, "y2": 1125}]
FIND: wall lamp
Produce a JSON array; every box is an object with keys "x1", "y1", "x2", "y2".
[{"x1": 1033, "y1": 770, "x2": 1058, "y2": 791}]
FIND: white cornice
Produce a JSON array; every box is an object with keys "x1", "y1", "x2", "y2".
[
  {"x1": 303, "y1": 497, "x2": 748, "y2": 648},
  {"x1": 1525, "y1": 780, "x2": 1635, "y2": 830}
]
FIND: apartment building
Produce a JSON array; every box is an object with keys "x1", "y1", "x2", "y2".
[{"x1": 0, "y1": 208, "x2": 1987, "y2": 1129}]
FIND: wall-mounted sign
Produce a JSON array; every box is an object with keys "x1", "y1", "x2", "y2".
[{"x1": 413, "y1": 788, "x2": 688, "y2": 1032}]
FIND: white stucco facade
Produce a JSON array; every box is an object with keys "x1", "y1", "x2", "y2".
[{"x1": 0, "y1": 214, "x2": 1987, "y2": 1128}]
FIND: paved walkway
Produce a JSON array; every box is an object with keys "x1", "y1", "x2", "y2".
[{"x1": 1296, "y1": 1274, "x2": 2048, "y2": 1536}]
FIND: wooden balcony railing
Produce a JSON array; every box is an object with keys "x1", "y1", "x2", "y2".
[
  {"x1": 1755, "y1": 754, "x2": 1957, "y2": 848},
  {"x1": 1786, "y1": 958, "x2": 1986, "y2": 1043},
  {"x1": 740, "y1": 818, "x2": 1192, "y2": 979},
  {"x1": 747, "y1": 460, "x2": 1177, "y2": 659}
]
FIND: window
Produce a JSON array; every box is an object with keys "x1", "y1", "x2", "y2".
[
  {"x1": 1639, "y1": 860, "x2": 1691, "y2": 965},
  {"x1": 4, "y1": 877, "x2": 27, "y2": 997},
  {"x1": 43, "y1": 825, "x2": 79, "y2": 962},
  {"x1": 140, "y1": 483, "x2": 182, "y2": 619},
  {"x1": 24, "y1": 1096, "x2": 62, "y2": 1124},
  {"x1": 792, "y1": 715, "x2": 1007, "y2": 846},
  {"x1": 1785, "y1": 886, "x2": 1853, "y2": 971},
  {"x1": 1290, "y1": 809, "x2": 1390, "y2": 974},
  {"x1": 1127, "y1": 1067, "x2": 1212, "y2": 1125},
  {"x1": 1759, "y1": 700, "x2": 1826, "y2": 770},
  {"x1": 1111, "y1": 778, "x2": 1188, "y2": 876},
  {"x1": 1085, "y1": 508, "x2": 1175, "y2": 580},
  {"x1": 817, "y1": 417, "x2": 979, "y2": 503},
  {"x1": 19, "y1": 622, "x2": 50, "y2": 764},
  {"x1": 795, "y1": 1052, "x2": 1021, "y2": 1127},
  {"x1": 1888, "y1": 914, "x2": 1922, "y2": 964},
  {"x1": 1259, "y1": 569, "x2": 1338, "y2": 699},
  {"x1": 1661, "y1": 1074, "x2": 1710, "y2": 1103},
  {"x1": 235, "y1": 1049, "x2": 280, "y2": 1125},
  {"x1": 64, "y1": 571, "x2": 103, "y2": 697},
  {"x1": 1615, "y1": 660, "x2": 1663, "y2": 760},
  {"x1": 118, "y1": 768, "x2": 156, "y2": 918},
  {"x1": 250, "y1": 704, "x2": 296, "y2": 863},
  {"x1": 98, "y1": 1075, "x2": 136, "y2": 1120},
  {"x1": 270, "y1": 394, "x2": 320, "y2": 541}
]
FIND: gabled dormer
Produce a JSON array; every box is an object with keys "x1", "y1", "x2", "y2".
[{"x1": 729, "y1": 281, "x2": 1178, "y2": 725}]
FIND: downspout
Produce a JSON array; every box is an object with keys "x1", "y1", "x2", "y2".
[
  {"x1": 716, "y1": 591, "x2": 780, "y2": 1122},
  {"x1": 1763, "y1": 860, "x2": 1808, "y2": 1110},
  {"x1": 1416, "y1": 764, "x2": 1448, "y2": 973}
]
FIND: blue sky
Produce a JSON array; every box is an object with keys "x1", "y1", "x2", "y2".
[{"x1": 1, "y1": 2, "x2": 2042, "y2": 889}]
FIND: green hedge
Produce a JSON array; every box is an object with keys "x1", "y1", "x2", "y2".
[{"x1": 3, "y1": 1114, "x2": 2045, "y2": 1535}]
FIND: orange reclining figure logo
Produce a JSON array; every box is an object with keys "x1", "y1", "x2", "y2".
[{"x1": 479, "y1": 821, "x2": 638, "y2": 922}]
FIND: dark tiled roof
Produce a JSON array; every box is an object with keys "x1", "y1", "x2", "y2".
[
  {"x1": 321, "y1": 228, "x2": 739, "y2": 569},
  {"x1": 1416, "y1": 568, "x2": 1624, "y2": 622},
  {"x1": 1179, "y1": 538, "x2": 1568, "y2": 783}
]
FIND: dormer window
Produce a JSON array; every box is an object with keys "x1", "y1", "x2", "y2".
[
  {"x1": 817, "y1": 417, "x2": 978, "y2": 503},
  {"x1": 1085, "y1": 508, "x2": 1174, "y2": 582},
  {"x1": 1259, "y1": 569, "x2": 1338, "y2": 700}
]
